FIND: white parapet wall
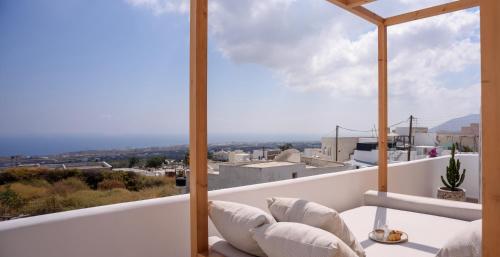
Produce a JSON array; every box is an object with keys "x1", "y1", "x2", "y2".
[{"x1": 0, "y1": 154, "x2": 479, "y2": 257}]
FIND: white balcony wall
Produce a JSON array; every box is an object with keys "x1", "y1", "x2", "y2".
[{"x1": 0, "y1": 154, "x2": 479, "y2": 257}]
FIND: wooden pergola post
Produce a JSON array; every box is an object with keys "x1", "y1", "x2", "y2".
[
  {"x1": 189, "y1": 0, "x2": 208, "y2": 256},
  {"x1": 378, "y1": 24, "x2": 388, "y2": 192},
  {"x1": 480, "y1": 0, "x2": 500, "y2": 255}
]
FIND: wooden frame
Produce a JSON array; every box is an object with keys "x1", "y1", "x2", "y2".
[
  {"x1": 384, "y1": 0, "x2": 479, "y2": 26},
  {"x1": 377, "y1": 24, "x2": 388, "y2": 192},
  {"x1": 189, "y1": 0, "x2": 208, "y2": 256},
  {"x1": 326, "y1": 0, "x2": 383, "y2": 25},
  {"x1": 480, "y1": 0, "x2": 500, "y2": 256},
  {"x1": 189, "y1": 0, "x2": 498, "y2": 256}
]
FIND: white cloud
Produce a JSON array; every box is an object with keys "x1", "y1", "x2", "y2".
[
  {"x1": 208, "y1": 1, "x2": 480, "y2": 124},
  {"x1": 127, "y1": 0, "x2": 481, "y2": 127},
  {"x1": 126, "y1": 0, "x2": 189, "y2": 15}
]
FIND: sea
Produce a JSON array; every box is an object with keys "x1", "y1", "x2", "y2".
[
  {"x1": 0, "y1": 135, "x2": 187, "y2": 156},
  {"x1": 0, "y1": 134, "x2": 321, "y2": 157}
]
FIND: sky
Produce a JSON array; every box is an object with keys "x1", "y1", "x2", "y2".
[{"x1": 0, "y1": 0, "x2": 481, "y2": 141}]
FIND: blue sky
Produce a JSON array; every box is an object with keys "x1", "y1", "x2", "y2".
[{"x1": 0, "y1": 0, "x2": 481, "y2": 140}]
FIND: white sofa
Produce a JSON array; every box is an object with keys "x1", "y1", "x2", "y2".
[{"x1": 209, "y1": 190, "x2": 482, "y2": 257}]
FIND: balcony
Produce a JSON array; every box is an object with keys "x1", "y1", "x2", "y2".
[{"x1": 0, "y1": 154, "x2": 480, "y2": 257}]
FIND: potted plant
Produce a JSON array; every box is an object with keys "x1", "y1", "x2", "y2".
[
  {"x1": 428, "y1": 148, "x2": 438, "y2": 158},
  {"x1": 437, "y1": 144, "x2": 466, "y2": 201}
]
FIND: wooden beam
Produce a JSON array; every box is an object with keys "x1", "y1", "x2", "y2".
[
  {"x1": 378, "y1": 24, "x2": 388, "y2": 192},
  {"x1": 385, "y1": 0, "x2": 479, "y2": 26},
  {"x1": 189, "y1": 0, "x2": 208, "y2": 256},
  {"x1": 326, "y1": 0, "x2": 384, "y2": 25},
  {"x1": 346, "y1": 0, "x2": 376, "y2": 8},
  {"x1": 480, "y1": 0, "x2": 500, "y2": 256}
]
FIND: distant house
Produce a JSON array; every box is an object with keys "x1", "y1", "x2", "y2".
[
  {"x1": 321, "y1": 137, "x2": 358, "y2": 162},
  {"x1": 212, "y1": 150, "x2": 229, "y2": 161},
  {"x1": 204, "y1": 160, "x2": 351, "y2": 191},
  {"x1": 228, "y1": 151, "x2": 251, "y2": 163},
  {"x1": 252, "y1": 149, "x2": 282, "y2": 161},
  {"x1": 437, "y1": 123, "x2": 480, "y2": 152}
]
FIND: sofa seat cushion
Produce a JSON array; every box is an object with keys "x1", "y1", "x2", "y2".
[
  {"x1": 209, "y1": 236, "x2": 257, "y2": 257},
  {"x1": 340, "y1": 206, "x2": 469, "y2": 257},
  {"x1": 436, "y1": 219, "x2": 481, "y2": 257},
  {"x1": 251, "y1": 222, "x2": 358, "y2": 257}
]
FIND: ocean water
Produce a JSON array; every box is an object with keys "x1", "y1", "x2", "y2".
[
  {"x1": 0, "y1": 133, "x2": 321, "y2": 156},
  {"x1": 0, "y1": 135, "x2": 188, "y2": 156}
]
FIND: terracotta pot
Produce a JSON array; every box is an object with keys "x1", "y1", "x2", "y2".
[{"x1": 437, "y1": 187, "x2": 466, "y2": 202}]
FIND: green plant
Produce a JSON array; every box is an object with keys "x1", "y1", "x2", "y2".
[
  {"x1": 279, "y1": 143, "x2": 294, "y2": 151},
  {"x1": 128, "y1": 157, "x2": 140, "y2": 168},
  {"x1": 441, "y1": 144, "x2": 466, "y2": 191},
  {"x1": 0, "y1": 186, "x2": 25, "y2": 212},
  {"x1": 462, "y1": 145, "x2": 473, "y2": 152},
  {"x1": 80, "y1": 171, "x2": 105, "y2": 189},
  {"x1": 145, "y1": 156, "x2": 165, "y2": 168}
]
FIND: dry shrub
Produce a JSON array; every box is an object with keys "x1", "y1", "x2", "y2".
[
  {"x1": 97, "y1": 188, "x2": 137, "y2": 203},
  {"x1": 137, "y1": 186, "x2": 179, "y2": 199},
  {"x1": 97, "y1": 179, "x2": 126, "y2": 191},
  {"x1": 4, "y1": 183, "x2": 49, "y2": 200},
  {"x1": 61, "y1": 190, "x2": 106, "y2": 209},
  {"x1": 22, "y1": 179, "x2": 51, "y2": 188},
  {"x1": 62, "y1": 189, "x2": 136, "y2": 209},
  {"x1": 0, "y1": 167, "x2": 181, "y2": 219},
  {"x1": 0, "y1": 168, "x2": 82, "y2": 185},
  {"x1": 52, "y1": 177, "x2": 89, "y2": 196},
  {"x1": 23, "y1": 196, "x2": 64, "y2": 215}
]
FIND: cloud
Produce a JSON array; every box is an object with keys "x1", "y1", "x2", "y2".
[
  {"x1": 127, "y1": 0, "x2": 480, "y2": 125},
  {"x1": 125, "y1": 0, "x2": 188, "y2": 15},
  {"x1": 208, "y1": 0, "x2": 480, "y2": 124}
]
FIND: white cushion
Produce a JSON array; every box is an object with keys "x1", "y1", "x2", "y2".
[
  {"x1": 267, "y1": 197, "x2": 365, "y2": 257},
  {"x1": 251, "y1": 222, "x2": 358, "y2": 257},
  {"x1": 209, "y1": 236, "x2": 257, "y2": 257},
  {"x1": 340, "y1": 206, "x2": 469, "y2": 257},
  {"x1": 363, "y1": 190, "x2": 481, "y2": 221},
  {"x1": 436, "y1": 219, "x2": 481, "y2": 257},
  {"x1": 208, "y1": 200, "x2": 275, "y2": 257}
]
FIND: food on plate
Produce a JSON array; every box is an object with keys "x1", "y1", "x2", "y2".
[{"x1": 387, "y1": 230, "x2": 403, "y2": 241}]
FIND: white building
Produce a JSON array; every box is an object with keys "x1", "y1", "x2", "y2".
[
  {"x1": 207, "y1": 161, "x2": 351, "y2": 190},
  {"x1": 414, "y1": 132, "x2": 438, "y2": 146},
  {"x1": 228, "y1": 151, "x2": 251, "y2": 163},
  {"x1": 274, "y1": 149, "x2": 301, "y2": 163},
  {"x1": 321, "y1": 137, "x2": 359, "y2": 162},
  {"x1": 302, "y1": 148, "x2": 323, "y2": 158},
  {"x1": 251, "y1": 149, "x2": 282, "y2": 161},
  {"x1": 212, "y1": 150, "x2": 229, "y2": 161},
  {"x1": 394, "y1": 127, "x2": 429, "y2": 136},
  {"x1": 436, "y1": 123, "x2": 480, "y2": 152}
]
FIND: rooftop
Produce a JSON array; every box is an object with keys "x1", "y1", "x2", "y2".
[{"x1": 243, "y1": 161, "x2": 297, "y2": 168}]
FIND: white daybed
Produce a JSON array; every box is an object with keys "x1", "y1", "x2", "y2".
[{"x1": 209, "y1": 190, "x2": 482, "y2": 257}]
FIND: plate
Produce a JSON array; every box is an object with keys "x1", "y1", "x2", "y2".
[{"x1": 368, "y1": 231, "x2": 408, "y2": 244}]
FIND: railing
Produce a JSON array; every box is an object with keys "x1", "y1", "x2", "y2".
[{"x1": 0, "y1": 154, "x2": 479, "y2": 257}]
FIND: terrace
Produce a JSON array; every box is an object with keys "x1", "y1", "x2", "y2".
[
  {"x1": 1, "y1": 0, "x2": 499, "y2": 257},
  {"x1": 0, "y1": 155, "x2": 482, "y2": 257}
]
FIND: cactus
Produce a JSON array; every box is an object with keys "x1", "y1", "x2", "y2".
[{"x1": 441, "y1": 144, "x2": 466, "y2": 191}]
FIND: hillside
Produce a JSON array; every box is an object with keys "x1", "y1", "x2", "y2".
[{"x1": 430, "y1": 114, "x2": 480, "y2": 133}]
